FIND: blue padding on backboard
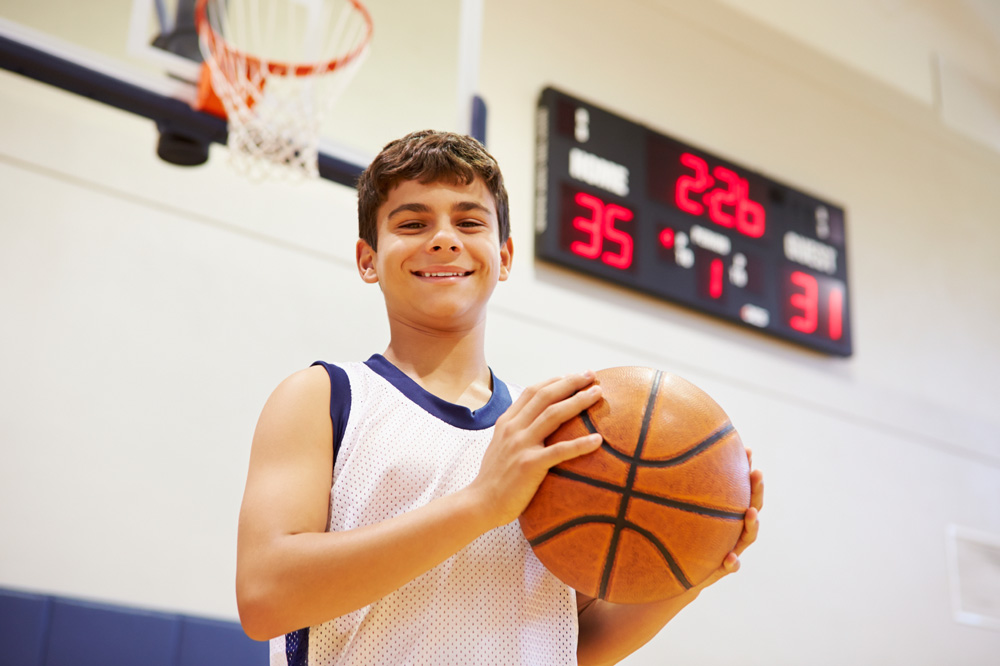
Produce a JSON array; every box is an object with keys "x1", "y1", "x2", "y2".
[
  {"x1": 471, "y1": 94, "x2": 488, "y2": 145},
  {"x1": 0, "y1": 589, "x2": 50, "y2": 666},
  {"x1": 44, "y1": 598, "x2": 179, "y2": 666},
  {"x1": 178, "y1": 616, "x2": 267, "y2": 666}
]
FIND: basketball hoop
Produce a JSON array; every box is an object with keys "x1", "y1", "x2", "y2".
[{"x1": 194, "y1": 0, "x2": 373, "y2": 179}]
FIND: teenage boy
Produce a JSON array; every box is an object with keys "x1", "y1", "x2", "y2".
[{"x1": 236, "y1": 130, "x2": 763, "y2": 665}]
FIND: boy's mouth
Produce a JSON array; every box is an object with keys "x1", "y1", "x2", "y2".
[{"x1": 414, "y1": 270, "x2": 473, "y2": 277}]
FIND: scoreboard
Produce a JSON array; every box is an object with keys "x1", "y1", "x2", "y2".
[{"x1": 534, "y1": 87, "x2": 852, "y2": 356}]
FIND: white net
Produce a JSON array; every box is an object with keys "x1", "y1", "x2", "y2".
[{"x1": 196, "y1": 0, "x2": 372, "y2": 179}]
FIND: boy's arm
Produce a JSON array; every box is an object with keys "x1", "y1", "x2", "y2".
[
  {"x1": 236, "y1": 366, "x2": 604, "y2": 641},
  {"x1": 576, "y1": 467, "x2": 764, "y2": 666}
]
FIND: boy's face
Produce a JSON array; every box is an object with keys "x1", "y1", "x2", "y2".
[{"x1": 356, "y1": 176, "x2": 513, "y2": 332}]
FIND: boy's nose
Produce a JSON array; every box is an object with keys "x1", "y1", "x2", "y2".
[{"x1": 428, "y1": 226, "x2": 460, "y2": 252}]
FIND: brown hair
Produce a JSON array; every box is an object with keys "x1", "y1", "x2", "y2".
[{"x1": 357, "y1": 130, "x2": 510, "y2": 250}]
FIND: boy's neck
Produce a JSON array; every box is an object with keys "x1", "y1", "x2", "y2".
[{"x1": 381, "y1": 323, "x2": 493, "y2": 410}]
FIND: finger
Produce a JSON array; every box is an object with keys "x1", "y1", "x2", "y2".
[
  {"x1": 749, "y1": 469, "x2": 764, "y2": 512},
  {"x1": 504, "y1": 376, "x2": 563, "y2": 419},
  {"x1": 517, "y1": 382, "x2": 603, "y2": 445},
  {"x1": 508, "y1": 371, "x2": 597, "y2": 428},
  {"x1": 540, "y1": 382, "x2": 604, "y2": 433},
  {"x1": 536, "y1": 432, "x2": 603, "y2": 468},
  {"x1": 722, "y1": 551, "x2": 741, "y2": 574},
  {"x1": 732, "y1": 506, "x2": 759, "y2": 556},
  {"x1": 696, "y1": 552, "x2": 740, "y2": 590}
]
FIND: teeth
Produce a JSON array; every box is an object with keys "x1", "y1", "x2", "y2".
[{"x1": 422, "y1": 272, "x2": 467, "y2": 277}]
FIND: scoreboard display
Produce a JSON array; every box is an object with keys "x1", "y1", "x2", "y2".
[{"x1": 534, "y1": 87, "x2": 853, "y2": 356}]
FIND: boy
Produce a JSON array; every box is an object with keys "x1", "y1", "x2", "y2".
[{"x1": 236, "y1": 130, "x2": 763, "y2": 665}]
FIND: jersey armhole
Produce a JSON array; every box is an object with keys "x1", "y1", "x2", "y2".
[{"x1": 310, "y1": 361, "x2": 351, "y2": 462}]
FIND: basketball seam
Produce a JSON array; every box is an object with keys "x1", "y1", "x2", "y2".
[
  {"x1": 598, "y1": 370, "x2": 666, "y2": 599},
  {"x1": 547, "y1": 466, "x2": 746, "y2": 520},
  {"x1": 541, "y1": 378, "x2": 745, "y2": 599},
  {"x1": 586, "y1": 419, "x2": 737, "y2": 468},
  {"x1": 527, "y1": 516, "x2": 691, "y2": 590},
  {"x1": 527, "y1": 514, "x2": 618, "y2": 546}
]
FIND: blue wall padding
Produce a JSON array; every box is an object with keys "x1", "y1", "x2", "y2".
[
  {"x1": 0, "y1": 589, "x2": 50, "y2": 666},
  {"x1": 178, "y1": 615, "x2": 268, "y2": 665},
  {"x1": 0, "y1": 588, "x2": 267, "y2": 666}
]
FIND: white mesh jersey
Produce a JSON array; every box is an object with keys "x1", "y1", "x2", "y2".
[{"x1": 270, "y1": 355, "x2": 578, "y2": 666}]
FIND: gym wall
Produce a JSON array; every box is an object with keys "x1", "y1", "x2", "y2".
[{"x1": 1, "y1": 1, "x2": 998, "y2": 664}]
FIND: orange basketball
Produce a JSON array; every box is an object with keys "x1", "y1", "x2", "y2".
[{"x1": 519, "y1": 366, "x2": 750, "y2": 604}]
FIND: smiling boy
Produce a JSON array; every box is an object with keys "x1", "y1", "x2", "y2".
[{"x1": 236, "y1": 130, "x2": 762, "y2": 665}]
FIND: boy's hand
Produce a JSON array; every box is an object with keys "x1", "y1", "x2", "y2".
[
  {"x1": 689, "y1": 451, "x2": 763, "y2": 591},
  {"x1": 575, "y1": 450, "x2": 763, "y2": 665},
  {"x1": 471, "y1": 371, "x2": 605, "y2": 528}
]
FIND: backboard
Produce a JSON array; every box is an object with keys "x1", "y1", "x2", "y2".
[{"x1": 0, "y1": 0, "x2": 486, "y2": 186}]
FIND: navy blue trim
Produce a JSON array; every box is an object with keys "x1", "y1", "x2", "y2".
[
  {"x1": 311, "y1": 361, "x2": 351, "y2": 462},
  {"x1": 284, "y1": 627, "x2": 309, "y2": 666},
  {"x1": 363, "y1": 354, "x2": 511, "y2": 430}
]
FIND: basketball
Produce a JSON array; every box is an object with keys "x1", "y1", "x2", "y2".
[{"x1": 519, "y1": 366, "x2": 751, "y2": 604}]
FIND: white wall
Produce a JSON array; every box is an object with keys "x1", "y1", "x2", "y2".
[{"x1": 1, "y1": 0, "x2": 999, "y2": 664}]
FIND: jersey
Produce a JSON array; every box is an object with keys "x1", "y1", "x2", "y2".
[{"x1": 269, "y1": 354, "x2": 578, "y2": 666}]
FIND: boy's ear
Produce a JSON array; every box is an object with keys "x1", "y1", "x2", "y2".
[
  {"x1": 356, "y1": 239, "x2": 379, "y2": 283},
  {"x1": 499, "y1": 237, "x2": 514, "y2": 282}
]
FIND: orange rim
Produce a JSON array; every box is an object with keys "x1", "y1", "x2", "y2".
[{"x1": 194, "y1": 0, "x2": 374, "y2": 78}]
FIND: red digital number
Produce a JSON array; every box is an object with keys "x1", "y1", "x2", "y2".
[
  {"x1": 675, "y1": 153, "x2": 713, "y2": 215},
  {"x1": 787, "y1": 270, "x2": 845, "y2": 340},
  {"x1": 736, "y1": 192, "x2": 765, "y2": 238},
  {"x1": 709, "y1": 257, "x2": 725, "y2": 299},
  {"x1": 571, "y1": 192, "x2": 603, "y2": 259},
  {"x1": 788, "y1": 271, "x2": 818, "y2": 334},
  {"x1": 704, "y1": 166, "x2": 739, "y2": 228},
  {"x1": 675, "y1": 153, "x2": 766, "y2": 238},
  {"x1": 570, "y1": 191, "x2": 634, "y2": 270},
  {"x1": 827, "y1": 283, "x2": 844, "y2": 341}
]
